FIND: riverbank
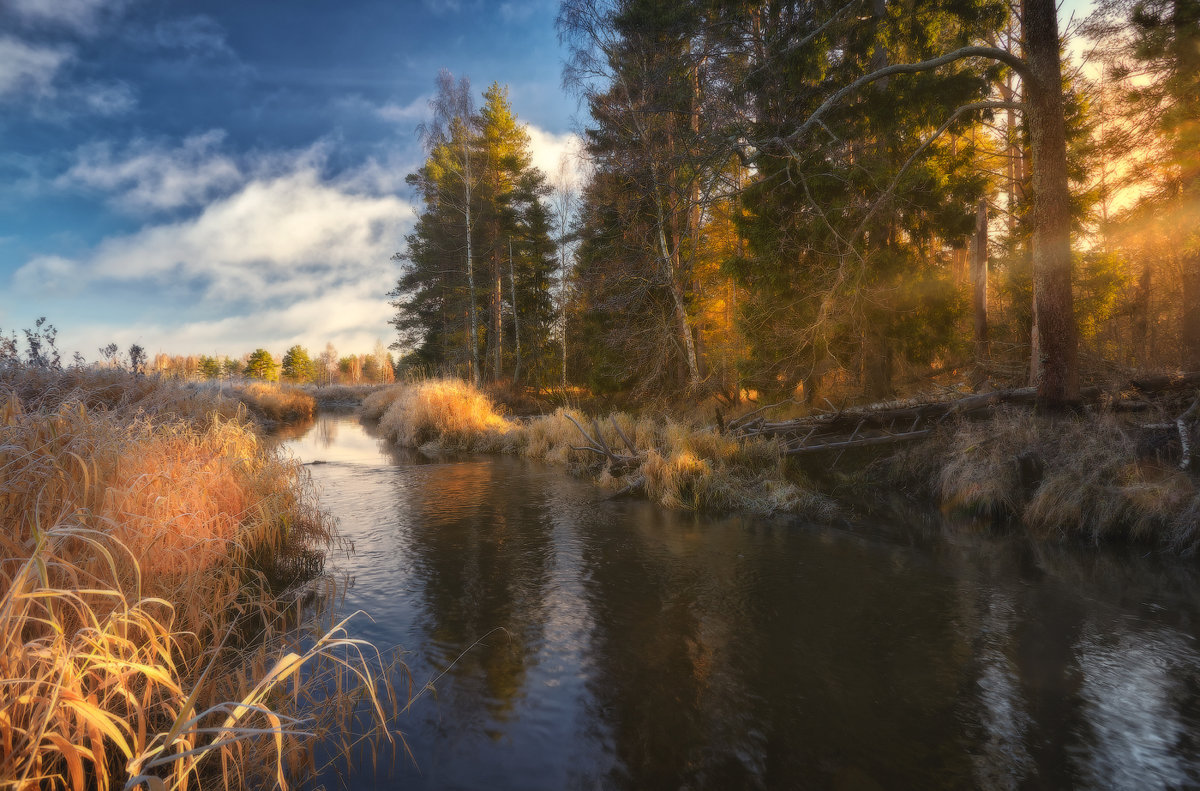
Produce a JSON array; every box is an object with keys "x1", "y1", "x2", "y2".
[
  {"x1": 0, "y1": 367, "x2": 394, "y2": 790},
  {"x1": 361, "y1": 377, "x2": 1200, "y2": 552}
]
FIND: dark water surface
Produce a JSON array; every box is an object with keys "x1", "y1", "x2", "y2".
[{"x1": 283, "y1": 413, "x2": 1200, "y2": 790}]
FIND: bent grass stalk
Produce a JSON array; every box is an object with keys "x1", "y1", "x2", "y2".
[{"x1": 1, "y1": 368, "x2": 399, "y2": 790}]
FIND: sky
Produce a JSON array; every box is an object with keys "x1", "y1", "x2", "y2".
[{"x1": 0, "y1": 0, "x2": 579, "y2": 360}]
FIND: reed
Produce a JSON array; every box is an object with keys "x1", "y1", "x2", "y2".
[{"x1": 0, "y1": 367, "x2": 396, "y2": 790}]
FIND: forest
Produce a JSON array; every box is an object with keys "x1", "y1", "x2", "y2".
[{"x1": 391, "y1": 0, "x2": 1199, "y2": 411}]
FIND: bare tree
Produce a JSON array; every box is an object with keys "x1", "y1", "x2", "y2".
[{"x1": 550, "y1": 149, "x2": 581, "y2": 389}]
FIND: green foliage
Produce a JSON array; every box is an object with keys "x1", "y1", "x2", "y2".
[
  {"x1": 243, "y1": 349, "x2": 278, "y2": 381},
  {"x1": 281, "y1": 345, "x2": 316, "y2": 383},
  {"x1": 390, "y1": 78, "x2": 560, "y2": 386},
  {"x1": 199, "y1": 355, "x2": 221, "y2": 379}
]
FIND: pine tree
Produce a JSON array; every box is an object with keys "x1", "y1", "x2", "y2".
[{"x1": 391, "y1": 77, "x2": 558, "y2": 385}]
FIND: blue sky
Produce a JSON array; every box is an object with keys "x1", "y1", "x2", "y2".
[{"x1": 0, "y1": 0, "x2": 578, "y2": 359}]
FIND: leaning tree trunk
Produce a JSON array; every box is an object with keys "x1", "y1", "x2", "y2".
[{"x1": 1023, "y1": 0, "x2": 1079, "y2": 407}]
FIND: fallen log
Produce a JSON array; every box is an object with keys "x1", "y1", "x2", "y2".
[
  {"x1": 783, "y1": 428, "x2": 935, "y2": 455},
  {"x1": 1177, "y1": 391, "x2": 1199, "y2": 471}
]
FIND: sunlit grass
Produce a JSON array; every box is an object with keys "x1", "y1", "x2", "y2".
[
  {"x1": 229, "y1": 382, "x2": 316, "y2": 424},
  {"x1": 364, "y1": 378, "x2": 835, "y2": 518},
  {"x1": 0, "y1": 367, "x2": 398, "y2": 790}
]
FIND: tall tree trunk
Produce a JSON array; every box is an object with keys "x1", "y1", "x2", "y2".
[
  {"x1": 1134, "y1": 262, "x2": 1151, "y2": 364},
  {"x1": 971, "y1": 197, "x2": 990, "y2": 366},
  {"x1": 653, "y1": 187, "x2": 701, "y2": 387},
  {"x1": 465, "y1": 197, "x2": 480, "y2": 387},
  {"x1": 1182, "y1": 260, "x2": 1200, "y2": 369},
  {"x1": 560, "y1": 253, "x2": 569, "y2": 389},
  {"x1": 1023, "y1": 0, "x2": 1079, "y2": 406},
  {"x1": 509, "y1": 238, "x2": 522, "y2": 386},
  {"x1": 494, "y1": 257, "x2": 503, "y2": 380}
]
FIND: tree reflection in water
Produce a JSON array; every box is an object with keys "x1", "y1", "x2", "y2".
[{"x1": 284, "y1": 415, "x2": 1200, "y2": 791}]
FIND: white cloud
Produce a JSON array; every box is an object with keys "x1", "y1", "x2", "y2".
[
  {"x1": 75, "y1": 79, "x2": 135, "y2": 114},
  {"x1": 65, "y1": 283, "x2": 398, "y2": 358},
  {"x1": 59, "y1": 131, "x2": 243, "y2": 212},
  {"x1": 6, "y1": 0, "x2": 131, "y2": 35},
  {"x1": 422, "y1": 0, "x2": 462, "y2": 14},
  {"x1": 0, "y1": 35, "x2": 134, "y2": 116},
  {"x1": 336, "y1": 93, "x2": 431, "y2": 128},
  {"x1": 499, "y1": 1, "x2": 538, "y2": 22},
  {"x1": 525, "y1": 125, "x2": 587, "y2": 185},
  {"x1": 13, "y1": 157, "x2": 415, "y2": 356},
  {"x1": 145, "y1": 15, "x2": 234, "y2": 58},
  {"x1": 376, "y1": 95, "x2": 431, "y2": 125},
  {"x1": 0, "y1": 35, "x2": 70, "y2": 98}
]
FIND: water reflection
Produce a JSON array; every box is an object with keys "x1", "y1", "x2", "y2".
[{"x1": 285, "y1": 414, "x2": 1200, "y2": 790}]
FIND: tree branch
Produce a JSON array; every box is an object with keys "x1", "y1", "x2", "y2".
[
  {"x1": 773, "y1": 45, "x2": 1029, "y2": 149},
  {"x1": 851, "y1": 100, "x2": 1024, "y2": 243}
]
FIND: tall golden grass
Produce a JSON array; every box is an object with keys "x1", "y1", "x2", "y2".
[
  {"x1": 363, "y1": 379, "x2": 835, "y2": 518},
  {"x1": 1, "y1": 368, "x2": 396, "y2": 790},
  {"x1": 367, "y1": 380, "x2": 514, "y2": 453}
]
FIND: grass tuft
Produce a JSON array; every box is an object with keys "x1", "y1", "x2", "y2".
[
  {"x1": 366, "y1": 378, "x2": 835, "y2": 518},
  {"x1": 0, "y1": 367, "x2": 397, "y2": 790}
]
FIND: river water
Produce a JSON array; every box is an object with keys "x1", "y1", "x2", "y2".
[{"x1": 283, "y1": 413, "x2": 1200, "y2": 790}]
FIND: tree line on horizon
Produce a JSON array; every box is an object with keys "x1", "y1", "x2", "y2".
[
  {"x1": 390, "y1": 0, "x2": 1198, "y2": 408},
  {"x1": 0, "y1": 322, "x2": 396, "y2": 386}
]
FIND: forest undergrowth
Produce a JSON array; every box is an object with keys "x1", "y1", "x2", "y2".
[{"x1": 0, "y1": 367, "x2": 399, "y2": 790}]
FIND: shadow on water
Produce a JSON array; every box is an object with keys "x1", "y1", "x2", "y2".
[{"x1": 283, "y1": 413, "x2": 1200, "y2": 790}]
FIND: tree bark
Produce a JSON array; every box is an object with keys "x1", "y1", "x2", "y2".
[
  {"x1": 971, "y1": 197, "x2": 990, "y2": 365},
  {"x1": 509, "y1": 238, "x2": 522, "y2": 386},
  {"x1": 1182, "y1": 260, "x2": 1200, "y2": 369},
  {"x1": 494, "y1": 258, "x2": 503, "y2": 380},
  {"x1": 465, "y1": 191, "x2": 480, "y2": 387},
  {"x1": 653, "y1": 188, "x2": 701, "y2": 387},
  {"x1": 1134, "y1": 262, "x2": 1151, "y2": 363},
  {"x1": 1022, "y1": 0, "x2": 1079, "y2": 407}
]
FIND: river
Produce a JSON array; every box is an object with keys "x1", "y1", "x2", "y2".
[{"x1": 282, "y1": 412, "x2": 1200, "y2": 790}]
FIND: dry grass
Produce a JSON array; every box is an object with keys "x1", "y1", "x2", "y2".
[
  {"x1": 305, "y1": 384, "x2": 382, "y2": 408},
  {"x1": 368, "y1": 379, "x2": 834, "y2": 518},
  {"x1": 930, "y1": 409, "x2": 1200, "y2": 548},
  {"x1": 360, "y1": 386, "x2": 406, "y2": 422},
  {"x1": 370, "y1": 379, "x2": 514, "y2": 453},
  {"x1": 228, "y1": 382, "x2": 316, "y2": 424},
  {"x1": 0, "y1": 368, "x2": 396, "y2": 790}
]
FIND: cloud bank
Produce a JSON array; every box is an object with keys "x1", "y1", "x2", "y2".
[{"x1": 15, "y1": 147, "x2": 415, "y2": 356}]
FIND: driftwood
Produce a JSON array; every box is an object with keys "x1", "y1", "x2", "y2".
[
  {"x1": 564, "y1": 413, "x2": 642, "y2": 471},
  {"x1": 727, "y1": 373, "x2": 1200, "y2": 459}
]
